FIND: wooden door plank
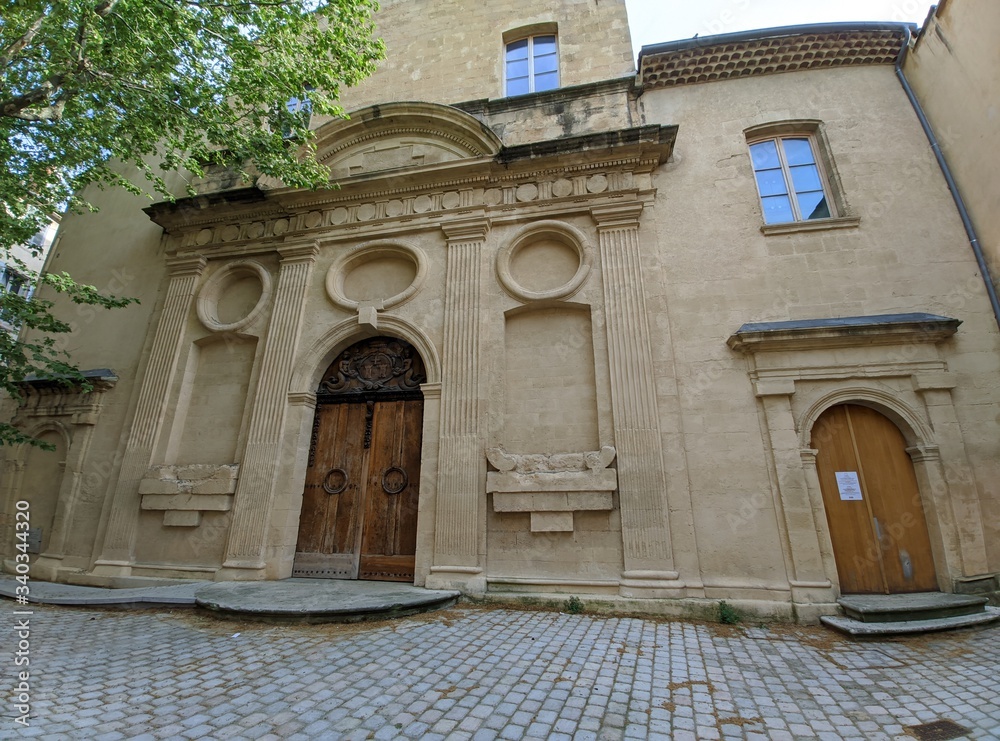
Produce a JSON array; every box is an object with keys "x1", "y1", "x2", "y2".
[
  {"x1": 359, "y1": 554, "x2": 416, "y2": 582},
  {"x1": 849, "y1": 405, "x2": 938, "y2": 593},
  {"x1": 358, "y1": 399, "x2": 422, "y2": 581},
  {"x1": 398, "y1": 399, "x2": 423, "y2": 555},
  {"x1": 327, "y1": 402, "x2": 367, "y2": 558},
  {"x1": 296, "y1": 404, "x2": 344, "y2": 553},
  {"x1": 360, "y1": 400, "x2": 397, "y2": 559},
  {"x1": 812, "y1": 405, "x2": 885, "y2": 594}
]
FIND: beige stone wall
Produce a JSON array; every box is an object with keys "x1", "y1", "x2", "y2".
[
  {"x1": 4, "y1": 8, "x2": 998, "y2": 612},
  {"x1": 328, "y1": 0, "x2": 634, "y2": 115},
  {"x1": 639, "y1": 63, "x2": 1000, "y2": 584},
  {"x1": 905, "y1": 0, "x2": 1000, "y2": 295}
]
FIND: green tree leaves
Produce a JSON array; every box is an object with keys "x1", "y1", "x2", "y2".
[{"x1": 1, "y1": 0, "x2": 384, "y2": 445}]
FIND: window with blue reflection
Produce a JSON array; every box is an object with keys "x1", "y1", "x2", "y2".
[
  {"x1": 505, "y1": 35, "x2": 559, "y2": 96},
  {"x1": 749, "y1": 136, "x2": 831, "y2": 224}
]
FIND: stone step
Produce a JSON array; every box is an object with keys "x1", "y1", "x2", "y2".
[
  {"x1": 837, "y1": 592, "x2": 988, "y2": 623},
  {"x1": 821, "y1": 607, "x2": 1000, "y2": 637}
]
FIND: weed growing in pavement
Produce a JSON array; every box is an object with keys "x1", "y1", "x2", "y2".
[{"x1": 718, "y1": 600, "x2": 741, "y2": 625}]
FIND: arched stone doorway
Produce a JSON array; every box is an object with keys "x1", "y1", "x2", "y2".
[
  {"x1": 811, "y1": 403, "x2": 938, "y2": 594},
  {"x1": 293, "y1": 337, "x2": 426, "y2": 581}
]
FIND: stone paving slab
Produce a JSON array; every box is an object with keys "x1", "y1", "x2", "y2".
[
  {"x1": 195, "y1": 578, "x2": 461, "y2": 621},
  {"x1": 0, "y1": 603, "x2": 997, "y2": 740},
  {"x1": 0, "y1": 576, "x2": 459, "y2": 622},
  {"x1": 822, "y1": 607, "x2": 1000, "y2": 636},
  {"x1": 0, "y1": 575, "x2": 205, "y2": 606}
]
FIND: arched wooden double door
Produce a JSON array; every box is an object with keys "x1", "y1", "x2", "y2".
[
  {"x1": 812, "y1": 404, "x2": 937, "y2": 594},
  {"x1": 293, "y1": 337, "x2": 424, "y2": 582}
]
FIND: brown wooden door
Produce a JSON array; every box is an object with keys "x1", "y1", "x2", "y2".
[
  {"x1": 812, "y1": 404, "x2": 937, "y2": 594},
  {"x1": 294, "y1": 399, "x2": 422, "y2": 582}
]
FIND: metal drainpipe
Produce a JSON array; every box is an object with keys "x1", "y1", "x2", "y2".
[{"x1": 895, "y1": 25, "x2": 1000, "y2": 331}]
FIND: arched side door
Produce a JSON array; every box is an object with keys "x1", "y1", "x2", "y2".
[
  {"x1": 811, "y1": 404, "x2": 938, "y2": 594},
  {"x1": 293, "y1": 337, "x2": 424, "y2": 582}
]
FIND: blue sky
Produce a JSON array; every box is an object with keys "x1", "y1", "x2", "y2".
[{"x1": 625, "y1": 0, "x2": 935, "y2": 57}]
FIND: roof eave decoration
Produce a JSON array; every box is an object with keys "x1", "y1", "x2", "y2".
[
  {"x1": 639, "y1": 23, "x2": 910, "y2": 90},
  {"x1": 727, "y1": 313, "x2": 960, "y2": 353}
]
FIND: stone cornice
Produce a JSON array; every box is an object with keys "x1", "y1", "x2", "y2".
[
  {"x1": 454, "y1": 76, "x2": 636, "y2": 117},
  {"x1": 151, "y1": 125, "x2": 675, "y2": 254},
  {"x1": 728, "y1": 313, "x2": 960, "y2": 353},
  {"x1": 640, "y1": 25, "x2": 907, "y2": 90}
]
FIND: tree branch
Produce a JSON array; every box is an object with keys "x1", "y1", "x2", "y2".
[
  {"x1": 0, "y1": 15, "x2": 46, "y2": 69},
  {"x1": 94, "y1": 0, "x2": 122, "y2": 18},
  {"x1": 0, "y1": 75, "x2": 67, "y2": 120}
]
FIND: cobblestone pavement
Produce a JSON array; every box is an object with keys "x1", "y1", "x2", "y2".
[{"x1": 1, "y1": 603, "x2": 998, "y2": 740}]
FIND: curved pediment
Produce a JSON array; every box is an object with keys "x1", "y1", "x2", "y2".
[{"x1": 314, "y1": 102, "x2": 502, "y2": 181}]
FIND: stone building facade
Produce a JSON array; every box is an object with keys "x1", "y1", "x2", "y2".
[{"x1": 2, "y1": 0, "x2": 998, "y2": 621}]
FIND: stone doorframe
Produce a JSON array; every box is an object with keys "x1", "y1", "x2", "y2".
[
  {"x1": 728, "y1": 313, "x2": 992, "y2": 619},
  {"x1": 280, "y1": 315, "x2": 442, "y2": 584},
  {"x1": 1, "y1": 371, "x2": 118, "y2": 580}
]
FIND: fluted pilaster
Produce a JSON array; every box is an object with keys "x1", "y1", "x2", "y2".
[
  {"x1": 222, "y1": 243, "x2": 318, "y2": 572},
  {"x1": 431, "y1": 218, "x2": 488, "y2": 576},
  {"x1": 592, "y1": 204, "x2": 679, "y2": 589},
  {"x1": 95, "y1": 256, "x2": 206, "y2": 570}
]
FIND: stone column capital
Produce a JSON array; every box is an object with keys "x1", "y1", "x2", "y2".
[
  {"x1": 754, "y1": 378, "x2": 796, "y2": 398},
  {"x1": 912, "y1": 372, "x2": 957, "y2": 392},
  {"x1": 165, "y1": 255, "x2": 207, "y2": 277},
  {"x1": 906, "y1": 443, "x2": 941, "y2": 463},
  {"x1": 277, "y1": 241, "x2": 320, "y2": 264},
  {"x1": 590, "y1": 202, "x2": 644, "y2": 230},
  {"x1": 442, "y1": 216, "x2": 491, "y2": 244}
]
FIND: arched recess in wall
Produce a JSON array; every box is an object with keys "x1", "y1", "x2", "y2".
[
  {"x1": 797, "y1": 387, "x2": 931, "y2": 450},
  {"x1": 808, "y1": 400, "x2": 939, "y2": 595},
  {"x1": 291, "y1": 314, "x2": 442, "y2": 396},
  {"x1": 172, "y1": 258, "x2": 271, "y2": 466},
  {"x1": 502, "y1": 302, "x2": 600, "y2": 454},
  {"x1": 15, "y1": 425, "x2": 69, "y2": 555}
]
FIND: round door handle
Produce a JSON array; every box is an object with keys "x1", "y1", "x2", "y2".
[
  {"x1": 381, "y1": 466, "x2": 408, "y2": 494},
  {"x1": 323, "y1": 468, "x2": 348, "y2": 494}
]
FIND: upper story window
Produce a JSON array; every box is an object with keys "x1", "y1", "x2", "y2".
[
  {"x1": 0, "y1": 265, "x2": 30, "y2": 298},
  {"x1": 749, "y1": 135, "x2": 833, "y2": 224},
  {"x1": 505, "y1": 34, "x2": 559, "y2": 97},
  {"x1": 281, "y1": 85, "x2": 314, "y2": 139}
]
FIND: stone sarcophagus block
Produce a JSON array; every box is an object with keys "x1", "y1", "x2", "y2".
[
  {"x1": 139, "y1": 464, "x2": 239, "y2": 527},
  {"x1": 486, "y1": 446, "x2": 617, "y2": 532}
]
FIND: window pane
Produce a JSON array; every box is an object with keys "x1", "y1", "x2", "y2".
[
  {"x1": 750, "y1": 140, "x2": 779, "y2": 170},
  {"x1": 797, "y1": 191, "x2": 830, "y2": 220},
  {"x1": 533, "y1": 36, "x2": 557, "y2": 55},
  {"x1": 761, "y1": 195, "x2": 794, "y2": 224},
  {"x1": 782, "y1": 138, "x2": 816, "y2": 166},
  {"x1": 506, "y1": 76, "x2": 529, "y2": 96},
  {"x1": 789, "y1": 164, "x2": 822, "y2": 193},
  {"x1": 534, "y1": 52, "x2": 558, "y2": 74},
  {"x1": 754, "y1": 168, "x2": 788, "y2": 197},
  {"x1": 506, "y1": 39, "x2": 528, "y2": 60},
  {"x1": 506, "y1": 58, "x2": 529, "y2": 79},
  {"x1": 534, "y1": 71, "x2": 559, "y2": 92}
]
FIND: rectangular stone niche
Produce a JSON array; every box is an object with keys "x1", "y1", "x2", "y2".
[
  {"x1": 486, "y1": 447, "x2": 617, "y2": 533},
  {"x1": 139, "y1": 464, "x2": 238, "y2": 527}
]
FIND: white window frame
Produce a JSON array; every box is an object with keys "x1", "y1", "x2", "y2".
[
  {"x1": 504, "y1": 34, "x2": 560, "y2": 97},
  {"x1": 747, "y1": 132, "x2": 838, "y2": 225}
]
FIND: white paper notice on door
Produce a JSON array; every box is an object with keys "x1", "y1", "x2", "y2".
[{"x1": 835, "y1": 471, "x2": 863, "y2": 501}]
